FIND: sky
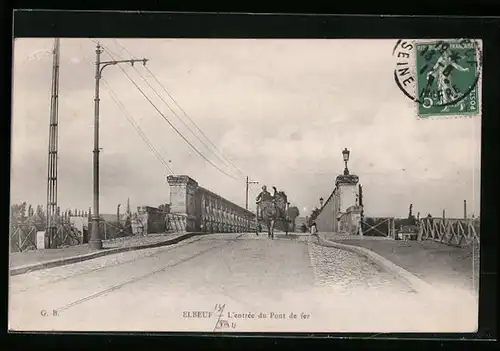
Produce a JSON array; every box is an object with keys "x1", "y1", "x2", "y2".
[{"x1": 10, "y1": 39, "x2": 481, "y2": 218}]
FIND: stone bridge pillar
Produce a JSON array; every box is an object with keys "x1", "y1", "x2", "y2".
[
  {"x1": 335, "y1": 174, "x2": 359, "y2": 213},
  {"x1": 335, "y1": 174, "x2": 360, "y2": 233},
  {"x1": 315, "y1": 170, "x2": 363, "y2": 233},
  {"x1": 166, "y1": 175, "x2": 199, "y2": 232}
]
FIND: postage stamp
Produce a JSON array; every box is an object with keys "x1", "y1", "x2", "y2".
[{"x1": 393, "y1": 39, "x2": 482, "y2": 118}]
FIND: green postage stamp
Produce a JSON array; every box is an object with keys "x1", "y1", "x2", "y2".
[{"x1": 393, "y1": 39, "x2": 482, "y2": 118}]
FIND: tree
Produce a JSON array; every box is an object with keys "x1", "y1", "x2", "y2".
[
  {"x1": 287, "y1": 206, "x2": 300, "y2": 231},
  {"x1": 10, "y1": 202, "x2": 27, "y2": 222},
  {"x1": 408, "y1": 204, "x2": 416, "y2": 224},
  {"x1": 36, "y1": 204, "x2": 44, "y2": 217},
  {"x1": 287, "y1": 206, "x2": 300, "y2": 219}
]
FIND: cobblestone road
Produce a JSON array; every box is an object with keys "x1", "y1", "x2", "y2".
[
  {"x1": 9, "y1": 233, "x2": 477, "y2": 333},
  {"x1": 309, "y1": 240, "x2": 415, "y2": 294}
]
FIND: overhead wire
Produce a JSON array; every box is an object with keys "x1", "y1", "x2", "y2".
[
  {"x1": 110, "y1": 39, "x2": 246, "y2": 179},
  {"x1": 102, "y1": 82, "x2": 175, "y2": 175},
  {"x1": 104, "y1": 40, "x2": 244, "y2": 180},
  {"x1": 95, "y1": 44, "x2": 241, "y2": 181},
  {"x1": 79, "y1": 43, "x2": 174, "y2": 175}
]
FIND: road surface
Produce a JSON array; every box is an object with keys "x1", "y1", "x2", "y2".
[{"x1": 9, "y1": 233, "x2": 477, "y2": 332}]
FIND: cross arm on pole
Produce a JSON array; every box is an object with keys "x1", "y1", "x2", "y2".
[
  {"x1": 90, "y1": 43, "x2": 149, "y2": 250},
  {"x1": 100, "y1": 58, "x2": 149, "y2": 65},
  {"x1": 99, "y1": 58, "x2": 149, "y2": 76}
]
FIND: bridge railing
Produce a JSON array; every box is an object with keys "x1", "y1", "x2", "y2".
[
  {"x1": 419, "y1": 217, "x2": 480, "y2": 247},
  {"x1": 166, "y1": 213, "x2": 190, "y2": 233},
  {"x1": 167, "y1": 175, "x2": 256, "y2": 233}
]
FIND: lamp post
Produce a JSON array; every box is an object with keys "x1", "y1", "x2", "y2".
[
  {"x1": 245, "y1": 176, "x2": 259, "y2": 210},
  {"x1": 89, "y1": 43, "x2": 148, "y2": 250},
  {"x1": 116, "y1": 204, "x2": 121, "y2": 224},
  {"x1": 319, "y1": 197, "x2": 324, "y2": 208},
  {"x1": 342, "y1": 148, "x2": 350, "y2": 175}
]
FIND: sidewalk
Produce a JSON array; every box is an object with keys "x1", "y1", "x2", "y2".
[
  {"x1": 322, "y1": 233, "x2": 480, "y2": 295},
  {"x1": 10, "y1": 232, "x2": 200, "y2": 275}
]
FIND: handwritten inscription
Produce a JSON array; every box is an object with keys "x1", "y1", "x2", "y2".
[{"x1": 181, "y1": 303, "x2": 311, "y2": 331}]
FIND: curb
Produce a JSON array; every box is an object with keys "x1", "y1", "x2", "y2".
[
  {"x1": 314, "y1": 233, "x2": 441, "y2": 298},
  {"x1": 10, "y1": 232, "x2": 204, "y2": 276}
]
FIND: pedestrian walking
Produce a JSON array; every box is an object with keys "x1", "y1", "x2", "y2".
[{"x1": 310, "y1": 221, "x2": 318, "y2": 234}]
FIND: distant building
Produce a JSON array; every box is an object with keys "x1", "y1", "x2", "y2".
[{"x1": 295, "y1": 217, "x2": 308, "y2": 231}]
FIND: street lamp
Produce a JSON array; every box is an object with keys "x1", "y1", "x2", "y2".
[
  {"x1": 342, "y1": 148, "x2": 350, "y2": 175},
  {"x1": 319, "y1": 197, "x2": 324, "y2": 207},
  {"x1": 89, "y1": 43, "x2": 148, "y2": 250}
]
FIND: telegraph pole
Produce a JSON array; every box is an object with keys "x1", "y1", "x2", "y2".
[
  {"x1": 89, "y1": 43, "x2": 148, "y2": 250},
  {"x1": 245, "y1": 176, "x2": 259, "y2": 210},
  {"x1": 46, "y1": 38, "x2": 60, "y2": 249}
]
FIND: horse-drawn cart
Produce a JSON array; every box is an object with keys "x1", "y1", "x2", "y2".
[{"x1": 255, "y1": 187, "x2": 289, "y2": 239}]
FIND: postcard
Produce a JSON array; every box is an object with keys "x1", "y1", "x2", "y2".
[{"x1": 9, "y1": 38, "x2": 481, "y2": 333}]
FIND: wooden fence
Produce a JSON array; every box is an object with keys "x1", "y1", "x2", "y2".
[
  {"x1": 361, "y1": 217, "x2": 392, "y2": 237},
  {"x1": 361, "y1": 217, "x2": 413, "y2": 237},
  {"x1": 52, "y1": 221, "x2": 84, "y2": 248},
  {"x1": 11, "y1": 212, "x2": 191, "y2": 252},
  {"x1": 419, "y1": 217, "x2": 480, "y2": 247},
  {"x1": 11, "y1": 202, "x2": 257, "y2": 251},
  {"x1": 360, "y1": 216, "x2": 480, "y2": 247},
  {"x1": 10, "y1": 223, "x2": 39, "y2": 252},
  {"x1": 88, "y1": 220, "x2": 133, "y2": 241},
  {"x1": 10, "y1": 216, "x2": 83, "y2": 252},
  {"x1": 88, "y1": 213, "x2": 190, "y2": 237}
]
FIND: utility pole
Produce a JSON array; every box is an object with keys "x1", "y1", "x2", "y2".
[
  {"x1": 89, "y1": 43, "x2": 148, "y2": 250},
  {"x1": 46, "y1": 38, "x2": 60, "y2": 249},
  {"x1": 245, "y1": 176, "x2": 259, "y2": 210}
]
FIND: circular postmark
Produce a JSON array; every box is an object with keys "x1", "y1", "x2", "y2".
[{"x1": 393, "y1": 39, "x2": 482, "y2": 116}]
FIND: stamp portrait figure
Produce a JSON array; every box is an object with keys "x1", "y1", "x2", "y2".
[{"x1": 425, "y1": 49, "x2": 470, "y2": 112}]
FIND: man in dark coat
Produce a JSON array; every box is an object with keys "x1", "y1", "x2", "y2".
[
  {"x1": 256, "y1": 185, "x2": 273, "y2": 203},
  {"x1": 256, "y1": 185, "x2": 274, "y2": 218}
]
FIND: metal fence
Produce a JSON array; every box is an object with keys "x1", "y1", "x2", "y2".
[{"x1": 419, "y1": 217, "x2": 480, "y2": 247}]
